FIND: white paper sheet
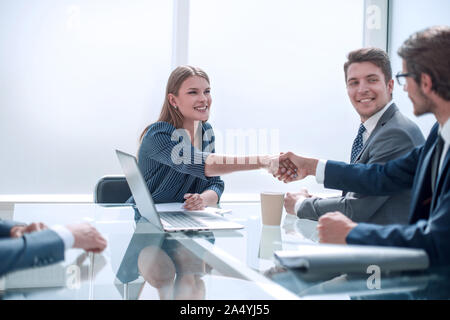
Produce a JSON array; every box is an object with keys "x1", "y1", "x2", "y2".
[{"x1": 155, "y1": 202, "x2": 232, "y2": 215}]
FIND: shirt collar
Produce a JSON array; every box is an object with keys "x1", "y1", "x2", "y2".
[
  {"x1": 439, "y1": 118, "x2": 450, "y2": 145},
  {"x1": 362, "y1": 100, "x2": 394, "y2": 135}
]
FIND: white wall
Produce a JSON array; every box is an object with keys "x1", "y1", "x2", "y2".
[
  {"x1": 389, "y1": 0, "x2": 450, "y2": 137},
  {"x1": 4, "y1": 0, "x2": 447, "y2": 197},
  {"x1": 0, "y1": 0, "x2": 173, "y2": 194},
  {"x1": 1, "y1": 0, "x2": 365, "y2": 197},
  {"x1": 188, "y1": 0, "x2": 364, "y2": 195}
]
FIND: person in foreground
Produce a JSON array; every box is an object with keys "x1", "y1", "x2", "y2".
[
  {"x1": 277, "y1": 26, "x2": 450, "y2": 267},
  {"x1": 0, "y1": 220, "x2": 107, "y2": 276},
  {"x1": 132, "y1": 65, "x2": 281, "y2": 215},
  {"x1": 284, "y1": 47, "x2": 424, "y2": 225}
]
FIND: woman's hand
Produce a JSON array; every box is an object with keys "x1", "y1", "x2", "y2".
[{"x1": 183, "y1": 193, "x2": 207, "y2": 211}]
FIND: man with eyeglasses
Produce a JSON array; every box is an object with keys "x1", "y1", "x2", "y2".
[
  {"x1": 276, "y1": 26, "x2": 450, "y2": 267},
  {"x1": 284, "y1": 47, "x2": 424, "y2": 225}
]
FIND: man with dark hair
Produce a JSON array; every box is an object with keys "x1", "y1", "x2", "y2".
[
  {"x1": 284, "y1": 47, "x2": 424, "y2": 225},
  {"x1": 277, "y1": 26, "x2": 450, "y2": 266},
  {"x1": 344, "y1": 47, "x2": 393, "y2": 85},
  {"x1": 398, "y1": 26, "x2": 450, "y2": 102}
]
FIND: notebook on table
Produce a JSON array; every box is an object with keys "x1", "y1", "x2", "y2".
[{"x1": 274, "y1": 243, "x2": 429, "y2": 275}]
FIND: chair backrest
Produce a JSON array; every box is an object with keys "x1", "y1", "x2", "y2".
[{"x1": 94, "y1": 175, "x2": 132, "y2": 203}]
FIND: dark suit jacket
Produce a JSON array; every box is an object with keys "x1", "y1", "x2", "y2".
[
  {"x1": 0, "y1": 220, "x2": 65, "y2": 276},
  {"x1": 325, "y1": 124, "x2": 450, "y2": 266},
  {"x1": 297, "y1": 104, "x2": 425, "y2": 224},
  {"x1": 324, "y1": 122, "x2": 450, "y2": 267}
]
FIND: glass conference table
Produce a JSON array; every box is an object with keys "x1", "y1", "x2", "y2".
[{"x1": 1, "y1": 202, "x2": 449, "y2": 300}]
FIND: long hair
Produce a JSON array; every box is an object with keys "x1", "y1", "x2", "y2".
[{"x1": 139, "y1": 65, "x2": 211, "y2": 143}]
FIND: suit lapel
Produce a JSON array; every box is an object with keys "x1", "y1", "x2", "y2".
[
  {"x1": 409, "y1": 124, "x2": 439, "y2": 222},
  {"x1": 432, "y1": 148, "x2": 450, "y2": 208},
  {"x1": 356, "y1": 104, "x2": 398, "y2": 163},
  {"x1": 344, "y1": 104, "x2": 397, "y2": 197},
  {"x1": 410, "y1": 143, "x2": 434, "y2": 215}
]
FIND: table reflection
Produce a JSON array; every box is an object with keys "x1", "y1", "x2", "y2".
[
  {"x1": 258, "y1": 226, "x2": 282, "y2": 260},
  {"x1": 0, "y1": 250, "x2": 106, "y2": 299},
  {"x1": 138, "y1": 238, "x2": 211, "y2": 299},
  {"x1": 3, "y1": 202, "x2": 450, "y2": 300},
  {"x1": 115, "y1": 220, "x2": 215, "y2": 300}
]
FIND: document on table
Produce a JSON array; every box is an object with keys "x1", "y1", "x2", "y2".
[
  {"x1": 274, "y1": 244, "x2": 429, "y2": 274},
  {"x1": 155, "y1": 202, "x2": 232, "y2": 215}
]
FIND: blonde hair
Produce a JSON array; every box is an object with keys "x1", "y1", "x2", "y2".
[{"x1": 139, "y1": 65, "x2": 210, "y2": 142}]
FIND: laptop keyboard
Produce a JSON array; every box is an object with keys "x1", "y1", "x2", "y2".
[{"x1": 160, "y1": 212, "x2": 207, "y2": 228}]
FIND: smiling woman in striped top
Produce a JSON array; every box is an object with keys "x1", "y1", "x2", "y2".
[{"x1": 133, "y1": 65, "x2": 283, "y2": 214}]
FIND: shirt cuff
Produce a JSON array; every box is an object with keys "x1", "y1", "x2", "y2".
[
  {"x1": 294, "y1": 196, "x2": 308, "y2": 215},
  {"x1": 50, "y1": 225, "x2": 75, "y2": 250},
  {"x1": 315, "y1": 159, "x2": 327, "y2": 184}
]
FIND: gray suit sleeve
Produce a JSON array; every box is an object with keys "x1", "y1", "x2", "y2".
[
  {"x1": 297, "y1": 194, "x2": 390, "y2": 222},
  {"x1": 0, "y1": 220, "x2": 23, "y2": 238},
  {"x1": 297, "y1": 126, "x2": 418, "y2": 222},
  {"x1": 365, "y1": 127, "x2": 422, "y2": 165}
]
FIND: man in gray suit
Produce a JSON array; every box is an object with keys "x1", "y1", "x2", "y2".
[
  {"x1": 0, "y1": 220, "x2": 107, "y2": 277},
  {"x1": 284, "y1": 48, "x2": 425, "y2": 225}
]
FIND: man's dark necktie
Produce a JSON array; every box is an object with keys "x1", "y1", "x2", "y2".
[
  {"x1": 431, "y1": 134, "x2": 444, "y2": 193},
  {"x1": 350, "y1": 123, "x2": 366, "y2": 163}
]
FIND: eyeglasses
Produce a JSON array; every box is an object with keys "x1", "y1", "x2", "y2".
[{"x1": 395, "y1": 72, "x2": 413, "y2": 86}]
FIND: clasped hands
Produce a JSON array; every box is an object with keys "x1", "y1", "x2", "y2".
[
  {"x1": 10, "y1": 222, "x2": 107, "y2": 253},
  {"x1": 264, "y1": 152, "x2": 357, "y2": 244},
  {"x1": 10, "y1": 222, "x2": 48, "y2": 238},
  {"x1": 264, "y1": 151, "x2": 318, "y2": 183}
]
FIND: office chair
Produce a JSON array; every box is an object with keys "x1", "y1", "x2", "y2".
[
  {"x1": 94, "y1": 175, "x2": 132, "y2": 203},
  {"x1": 94, "y1": 175, "x2": 143, "y2": 299}
]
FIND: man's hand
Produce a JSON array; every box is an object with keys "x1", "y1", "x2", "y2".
[
  {"x1": 10, "y1": 222, "x2": 48, "y2": 238},
  {"x1": 317, "y1": 212, "x2": 358, "y2": 244},
  {"x1": 284, "y1": 188, "x2": 312, "y2": 215},
  {"x1": 274, "y1": 152, "x2": 319, "y2": 183},
  {"x1": 66, "y1": 223, "x2": 107, "y2": 253}
]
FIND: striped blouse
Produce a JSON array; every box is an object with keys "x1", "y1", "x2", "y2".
[{"x1": 129, "y1": 121, "x2": 224, "y2": 208}]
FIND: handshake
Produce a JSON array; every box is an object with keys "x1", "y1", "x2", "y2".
[
  {"x1": 262, "y1": 152, "x2": 358, "y2": 244},
  {"x1": 264, "y1": 152, "x2": 319, "y2": 183}
]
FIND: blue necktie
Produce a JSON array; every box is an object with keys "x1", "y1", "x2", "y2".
[{"x1": 350, "y1": 123, "x2": 366, "y2": 163}]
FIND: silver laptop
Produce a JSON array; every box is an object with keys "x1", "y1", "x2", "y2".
[{"x1": 116, "y1": 149, "x2": 244, "y2": 232}]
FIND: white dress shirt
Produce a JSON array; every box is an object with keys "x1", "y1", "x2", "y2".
[
  {"x1": 438, "y1": 118, "x2": 450, "y2": 173},
  {"x1": 360, "y1": 100, "x2": 394, "y2": 144},
  {"x1": 294, "y1": 100, "x2": 394, "y2": 214},
  {"x1": 50, "y1": 225, "x2": 75, "y2": 250}
]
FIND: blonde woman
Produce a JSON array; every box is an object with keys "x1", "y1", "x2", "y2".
[{"x1": 133, "y1": 66, "x2": 282, "y2": 215}]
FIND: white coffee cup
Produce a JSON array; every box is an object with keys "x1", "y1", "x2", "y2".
[{"x1": 260, "y1": 192, "x2": 285, "y2": 226}]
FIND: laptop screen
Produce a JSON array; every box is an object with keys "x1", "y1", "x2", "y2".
[{"x1": 115, "y1": 150, "x2": 164, "y2": 229}]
